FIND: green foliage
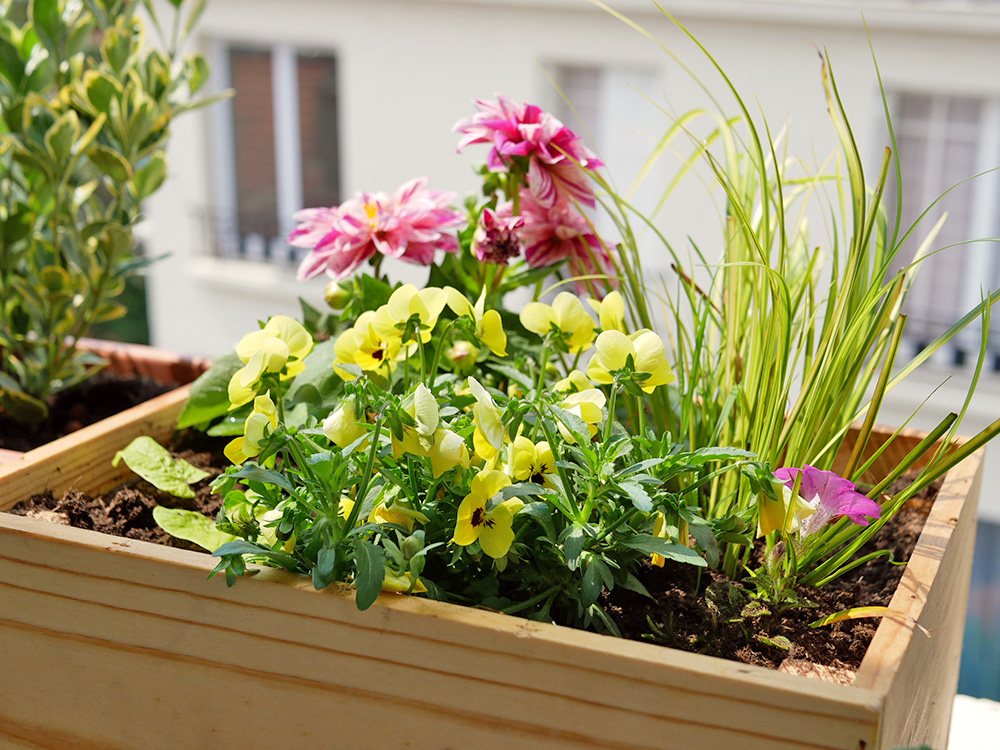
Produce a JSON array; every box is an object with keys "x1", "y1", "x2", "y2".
[
  {"x1": 112, "y1": 435, "x2": 209, "y2": 498},
  {"x1": 152, "y1": 506, "x2": 236, "y2": 551},
  {"x1": 0, "y1": 0, "x2": 218, "y2": 427}
]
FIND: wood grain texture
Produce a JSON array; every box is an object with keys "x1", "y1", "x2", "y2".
[{"x1": 0, "y1": 404, "x2": 982, "y2": 750}]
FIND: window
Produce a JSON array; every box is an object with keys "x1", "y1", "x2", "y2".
[
  {"x1": 884, "y1": 92, "x2": 1000, "y2": 366},
  {"x1": 207, "y1": 42, "x2": 340, "y2": 264}
]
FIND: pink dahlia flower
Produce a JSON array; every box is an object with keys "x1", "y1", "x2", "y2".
[
  {"x1": 290, "y1": 178, "x2": 464, "y2": 282},
  {"x1": 774, "y1": 465, "x2": 882, "y2": 536},
  {"x1": 472, "y1": 207, "x2": 524, "y2": 265},
  {"x1": 502, "y1": 192, "x2": 616, "y2": 291},
  {"x1": 454, "y1": 93, "x2": 603, "y2": 208}
]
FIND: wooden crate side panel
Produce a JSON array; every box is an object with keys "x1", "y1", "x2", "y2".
[
  {"x1": 856, "y1": 453, "x2": 983, "y2": 749},
  {"x1": 0, "y1": 387, "x2": 189, "y2": 510},
  {"x1": 0, "y1": 520, "x2": 881, "y2": 750},
  {"x1": 78, "y1": 338, "x2": 210, "y2": 385}
]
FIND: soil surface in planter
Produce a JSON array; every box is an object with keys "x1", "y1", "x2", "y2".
[
  {"x1": 0, "y1": 373, "x2": 175, "y2": 453},
  {"x1": 8, "y1": 441, "x2": 935, "y2": 677},
  {"x1": 606, "y1": 478, "x2": 937, "y2": 678},
  {"x1": 9, "y1": 430, "x2": 226, "y2": 551}
]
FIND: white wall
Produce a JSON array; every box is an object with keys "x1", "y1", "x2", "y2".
[{"x1": 143, "y1": 0, "x2": 1000, "y2": 513}]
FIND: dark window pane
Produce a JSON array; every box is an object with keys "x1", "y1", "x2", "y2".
[
  {"x1": 229, "y1": 48, "x2": 278, "y2": 241},
  {"x1": 298, "y1": 52, "x2": 340, "y2": 209}
]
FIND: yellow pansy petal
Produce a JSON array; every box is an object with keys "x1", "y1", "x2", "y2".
[
  {"x1": 597, "y1": 291, "x2": 626, "y2": 332},
  {"x1": 444, "y1": 286, "x2": 474, "y2": 317},
  {"x1": 224, "y1": 436, "x2": 249, "y2": 465},
  {"x1": 265, "y1": 315, "x2": 313, "y2": 359},
  {"x1": 472, "y1": 469, "x2": 512, "y2": 501},
  {"x1": 509, "y1": 436, "x2": 536, "y2": 481},
  {"x1": 428, "y1": 428, "x2": 469, "y2": 478},
  {"x1": 594, "y1": 330, "x2": 634, "y2": 372},
  {"x1": 418, "y1": 287, "x2": 448, "y2": 327},
  {"x1": 381, "y1": 571, "x2": 428, "y2": 594},
  {"x1": 520, "y1": 302, "x2": 556, "y2": 336},
  {"x1": 372, "y1": 304, "x2": 399, "y2": 342},
  {"x1": 412, "y1": 384, "x2": 440, "y2": 438},
  {"x1": 478, "y1": 503, "x2": 515, "y2": 559},
  {"x1": 651, "y1": 511, "x2": 668, "y2": 567},
  {"x1": 478, "y1": 309, "x2": 507, "y2": 357},
  {"x1": 454, "y1": 494, "x2": 485, "y2": 546},
  {"x1": 235, "y1": 329, "x2": 270, "y2": 363},
  {"x1": 387, "y1": 284, "x2": 419, "y2": 322},
  {"x1": 228, "y1": 369, "x2": 256, "y2": 409}
]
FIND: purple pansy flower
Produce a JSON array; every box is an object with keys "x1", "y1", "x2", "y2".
[{"x1": 774, "y1": 465, "x2": 882, "y2": 536}]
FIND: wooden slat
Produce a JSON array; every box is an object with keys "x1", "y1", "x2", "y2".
[
  {"x1": 0, "y1": 398, "x2": 983, "y2": 749},
  {"x1": 854, "y1": 441, "x2": 984, "y2": 748},
  {"x1": 0, "y1": 517, "x2": 881, "y2": 750}
]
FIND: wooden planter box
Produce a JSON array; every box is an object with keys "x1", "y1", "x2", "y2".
[
  {"x1": 0, "y1": 390, "x2": 982, "y2": 750},
  {"x1": 0, "y1": 339, "x2": 209, "y2": 465}
]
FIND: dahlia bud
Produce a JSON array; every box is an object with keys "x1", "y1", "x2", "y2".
[{"x1": 472, "y1": 207, "x2": 523, "y2": 265}]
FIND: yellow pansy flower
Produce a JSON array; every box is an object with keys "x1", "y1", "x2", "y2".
[
  {"x1": 587, "y1": 290, "x2": 626, "y2": 333},
  {"x1": 390, "y1": 385, "x2": 470, "y2": 478},
  {"x1": 453, "y1": 470, "x2": 524, "y2": 559},
  {"x1": 554, "y1": 369, "x2": 593, "y2": 394},
  {"x1": 323, "y1": 397, "x2": 368, "y2": 449},
  {"x1": 381, "y1": 571, "x2": 428, "y2": 594},
  {"x1": 445, "y1": 286, "x2": 507, "y2": 357},
  {"x1": 334, "y1": 310, "x2": 402, "y2": 379},
  {"x1": 557, "y1": 388, "x2": 606, "y2": 443},
  {"x1": 373, "y1": 284, "x2": 448, "y2": 344},
  {"x1": 227, "y1": 316, "x2": 313, "y2": 408},
  {"x1": 756, "y1": 481, "x2": 816, "y2": 537},
  {"x1": 368, "y1": 500, "x2": 430, "y2": 532},
  {"x1": 224, "y1": 394, "x2": 278, "y2": 464},
  {"x1": 259, "y1": 506, "x2": 295, "y2": 552},
  {"x1": 448, "y1": 340, "x2": 480, "y2": 373},
  {"x1": 425, "y1": 427, "x2": 471, "y2": 478},
  {"x1": 468, "y1": 376, "x2": 505, "y2": 463},
  {"x1": 520, "y1": 292, "x2": 596, "y2": 353},
  {"x1": 586, "y1": 330, "x2": 676, "y2": 394},
  {"x1": 508, "y1": 437, "x2": 557, "y2": 489}
]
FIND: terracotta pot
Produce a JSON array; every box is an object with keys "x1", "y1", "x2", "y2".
[
  {"x1": 0, "y1": 339, "x2": 209, "y2": 465},
  {"x1": 0, "y1": 391, "x2": 982, "y2": 750}
]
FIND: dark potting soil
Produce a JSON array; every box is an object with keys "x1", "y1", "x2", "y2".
[
  {"x1": 604, "y1": 479, "x2": 938, "y2": 678},
  {"x1": 10, "y1": 431, "x2": 227, "y2": 552},
  {"x1": 0, "y1": 373, "x2": 175, "y2": 452},
  {"x1": 9, "y1": 441, "x2": 936, "y2": 680}
]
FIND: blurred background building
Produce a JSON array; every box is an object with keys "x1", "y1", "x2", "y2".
[{"x1": 139, "y1": 0, "x2": 1000, "y2": 698}]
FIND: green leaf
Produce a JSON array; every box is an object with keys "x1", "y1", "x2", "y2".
[
  {"x1": 495, "y1": 482, "x2": 552, "y2": 503},
  {"x1": 230, "y1": 463, "x2": 294, "y2": 493},
  {"x1": 618, "y1": 480, "x2": 653, "y2": 512},
  {"x1": 621, "y1": 572, "x2": 653, "y2": 599},
  {"x1": 44, "y1": 110, "x2": 80, "y2": 166},
  {"x1": 112, "y1": 436, "x2": 210, "y2": 498},
  {"x1": 133, "y1": 150, "x2": 166, "y2": 199},
  {"x1": 353, "y1": 538, "x2": 385, "y2": 611},
  {"x1": 689, "y1": 523, "x2": 720, "y2": 568},
  {"x1": 176, "y1": 350, "x2": 242, "y2": 428},
  {"x1": 152, "y1": 506, "x2": 236, "y2": 552},
  {"x1": 622, "y1": 534, "x2": 707, "y2": 567},
  {"x1": 30, "y1": 0, "x2": 62, "y2": 53},
  {"x1": 582, "y1": 556, "x2": 603, "y2": 608},
  {"x1": 564, "y1": 524, "x2": 586, "y2": 571},
  {"x1": 549, "y1": 405, "x2": 589, "y2": 447},
  {"x1": 312, "y1": 545, "x2": 337, "y2": 590},
  {"x1": 285, "y1": 339, "x2": 340, "y2": 409},
  {"x1": 88, "y1": 144, "x2": 132, "y2": 183},
  {"x1": 486, "y1": 362, "x2": 534, "y2": 392}
]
